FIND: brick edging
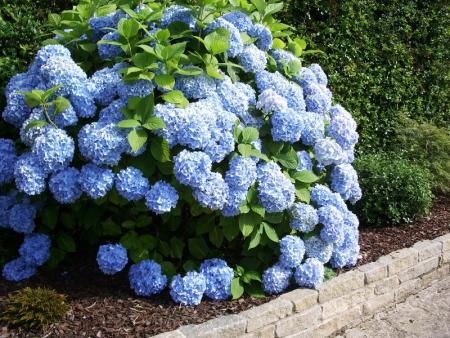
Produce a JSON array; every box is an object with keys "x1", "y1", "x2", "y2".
[{"x1": 153, "y1": 233, "x2": 450, "y2": 338}]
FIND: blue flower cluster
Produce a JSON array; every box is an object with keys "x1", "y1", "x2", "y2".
[
  {"x1": 145, "y1": 181, "x2": 179, "y2": 214},
  {"x1": 97, "y1": 243, "x2": 128, "y2": 275},
  {"x1": 129, "y1": 260, "x2": 168, "y2": 296},
  {"x1": 200, "y1": 258, "x2": 234, "y2": 300},
  {"x1": 115, "y1": 167, "x2": 149, "y2": 201}
]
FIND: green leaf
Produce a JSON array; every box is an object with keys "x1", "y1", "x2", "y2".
[
  {"x1": 242, "y1": 271, "x2": 261, "y2": 283},
  {"x1": 57, "y1": 234, "x2": 76, "y2": 253},
  {"x1": 129, "y1": 247, "x2": 149, "y2": 263},
  {"x1": 275, "y1": 147, "x2": 298, "y2": 169},
  {"x1": 264, "y1": 3, "x2": 284, "y2": 17},
  {"x1": 156, "y1": 29, "x2": 170, "y2": 41},
  {"x1": 231, "y1": 277, "x2": 245, "y2": 299},
  {"x1": 96, "y1": 4, "x2": 117, "y2": 17},
  {"x1": 176, "y1": 67, "x2": 203, "y2": 76},
  {"x1": 118, "y1": 18, "x2": 140, "y2": 39},
  {"x1": 25, "y1": 120, "x2": 48, "y2": 131},
  {"x1": 142, "y1": 116, "x2": 166, "y2": 130},
  {"x1": 250, "y1": 0, "x2": 266, "y2": 12},
  {"x1": 239, "y1": 212, "x2": 261, "y2": 237},
  {"x1": 121, "y1": 220, "x2": 135, "y2": 229},
  {"x1": 206, "y1": 64, "x2": 224, "y2": 79},
  {"x1": 287, "y1": 58, "x2": 302, "y2": 74},
  {"x1": 324, "y1": 267, "x2": 337, "y2": 281},
  {"x1": 120, "y1": 230, "x2": 139, "y2": 250},
  {"x1": 41, "y1": 205, "x2": 59, "y2": 230},
  {"x1": 204, "y1": 28, "x2": 230, "y2": 55},
  {"x1": 264, "y1": 212, "x2": 284, "y2": 224},
  {"x1": 128, "y1": 129, "x2": 148, "y2": 152},
  {"x1": 117, "y1": 119, "x2": 141, "y2": 128},
  {"x1": 161, "y1": 42, "x2": 187, "y2": 60},
  {"x1": 248, "y1": 229, "x2": 261, "y2": 250},
  {"x1": 272, "y1": 38, "x2": 286, "y2": 49},
  {"x1": 295, "y1": 187, "x2": 311, "y2": 203},
  {"x1": 161, "y1": 261, "x2": 177, "y2": 278},
  {"x1": 222, "y1": 219, "x2": 240, "y2": 242},
  {"x1": 140, "y1": 234, "x2": 157, "y2": 250},
  {"x1": 292, "y1": 170, "x2": 320, "y2": 183},
  {"x1": 155, "y1": 74, "x2": 175, "y2": 90},
  {"x1": 241, "y1": 127, "x2": 259, "y2": 144},
  {"x1": 150, "y1": 137, "x2": 170, "y2": 162},
  {"x1": 138, "y1": 93, "x2": 155, "y2": 121},
  {"x1": 161, "y1": 90, "x2": 189, "y2": 108},
  {"x1": 21, "y1": 90, "x2": 43, "y2": 108},
  {"x1": 209, "y1": 226, "x2": 224, "y2": 248},
  {"x1": 238, "y1": 143, "x2": 253, "y2": 157},
  {"x1": 53, "y1": 96, "x2": 70, "y2": 114},
  {"x1": 132, "y1": 52, "x2": 155, "y2": 68},
  {"x1": 251, "y1": 204, "x2": 266, "y2": 218},
  {"x1": 245, "y1": 283, "x2": 265, "y2": 298},
  {"x1": 263, "y1": 222, "x2": 279, "y2": 242},
  {"x1": 170, "y1": 237, "x2": 185, "y2": 259},
  {"x1": 102, "y1": 219, "x2": 122, "y2": 236},
  {"x1": 42, "y1": 85, "x2": 62, "y2": 101},
  {"x1": 188, "y1": 237, "x2": 209, "y2": 260}
]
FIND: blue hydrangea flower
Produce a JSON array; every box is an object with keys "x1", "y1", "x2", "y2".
[
  {"x1": 170, "y1": 271, "x2": 207, "y2": 305},
  {"x1": 117, "y1": 79, "x2": 153, "y2": 100},
  {"x1": 129, "y1": 259, "x2": 167, "y2": 296},
  {"x1": 97, "y1": 243, "x2": 128, "y2": 275},
  {"x1": 19, "y1": 233, "x2": 51, "y2": 266},
  {"x1": 256, "y1": 89, "x2": 288, "y2": 113},
  {"x1": 2, "y1": 92, "x2": 32, "y2": 128},
  {"x1": 248, "y1": 24, "x2": 273, "y2": 51},
  {"x1": 49, "y1": 167, "x2": 82, "y2": 204},
  {"x1": 221, "y1": 187, "x2": 248, "y2": 217},
  {"x1": 31, "y1": 45, "x2": 72, "y2": 71},
  {"x1": 200, "y1": 258, "x2": 234, "y2": 300},
  {"x1": 32, "y1": 128, "x2": 74, "y2": 173},
  {"x1": 98, "y1": 31, "x2": 123, "y2": 60},
  {"x1": 310, "y1": 63, "x2": 328, "y2": 86},
  {"x1": 289, "y1": 203, "x2": 319, "y2": 232},
  {"x1": 318, "y1": 205, "x2": 345, "y2": 244},
  {"x1": 173, "y1": 150, "x2": 212, "y2": 188},
  {"x1": 299, "y1": 112, "x2": 325, "y2": 146},
  {"x1": 89, "y1": 11, "x2": 125, "y2": 40},
  {"x1": 4, "y1": 72, "x2": 36, "y2": 99},
  {"x1": 204, "y1": 130, "x2": 236, "y2": 163},
  {"x1": 2, "y1": 257, "x2": 37, "y2": 282},
  {"x1": 225, "y1": 156, "x2": 257, "y2": 190},
  {"x1": 53, "y1": 104, "x2": 78, "y2": 128},
  {"x1": 175, "y1": 74, "x2": 216, "y2": 100},
  {"x1": 271, "y1": 49, "x2": 299, "y2": 75},
  {"x1": 193, "y1": 172, "x2": 229, "y2": 210},
  {"x1": 115, "y1": 167, "x2": 149, "y2": 201},
  {"x1": 271, "y1": 109, "x2": 302, "y2": 143},
  {"x1": 304, "y1": 236, "x2": 333, "y2": 263},
  {"x1": 216, "y1": 76, "x2": 249, "y2": 117},
  {"x1": 14, "y1": 153, "x2": 48, "y2": 196},
  {"x1": 262, "y1": 263, "x2": 292, "y2": 295},
  {"x1": 328, "y1": 108, "x2": 359, "y2": 150},
  {"x1": 313, "y1": 138, "x2": 344, "y2": 166},
  {"x1": 294, "y1": 258, "x2": 324, "y2": 289},
  {"x1": 279, "y1": 235, "x2": 305, "y2": 269},
  {"x1": 98, "y1": 98, "x2": 127, "y2": 123},
  {"x1": 331, "y1": 164, "x2": 359, "y2": 198},
  {"x1": 222, "y1": 11, "x2": 253, "y2": 33},
  {"x1": 8, "y1": 203, "x2": 36, "y2": 234},
  {"x1": 207, "y1": 18, "x2": 243, "y2": 57},
  {"x1": 89, "y1": 66, "x2": 121, "y2": 106},
  {"x1": 0, "y1": 194, "x2": 15, "y2": 228},
  {"x1": 235, "y1": 82, "x2": 256, "y2": 106},
  {"x1": 238, "y1": 44, "x2": 267, "y2": 73},
  {"x1": 69, "y1": 89, "x2": 97, "y2": 118},
  {"x1": 296, "y1": 151, "x2": 313, "y2": 172},
  {"x1": 78, "y1": 122, "x2": 128, "y2": 166},
  {"x1": 297, "y1": 67, "x2": 316, "y2": 87},
  {"x1": 257, "y1": 162, "x2": 295, "y2": 212},
  {"x1": 331, "y1": 225, "x2": 360, "y2": 268},
  {"x1": 310, "y1": 184, "x2": 334, "y2": 207},
  {"x1": 0, "y1": 139, "x2": 17, "y2": 185},
  {"x1": 344, "y1": 184, "x2": 362, "y2": 205},
  {"x1": 145, "y1": 181, "x2": 179, "y2": 214},
  {"x1": 79, "y1": 164, "x2": 115, "y2": 199},
  {"x1": 305, "y1": 87, "x2": 332, "y2": 115},
  {"x1": 161, "y1": 5, "x2": 196, "y2": 30}
]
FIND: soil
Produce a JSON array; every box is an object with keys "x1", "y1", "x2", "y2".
[{"x1": 1, "y1": 195, "x2": 449, "y2": 338}]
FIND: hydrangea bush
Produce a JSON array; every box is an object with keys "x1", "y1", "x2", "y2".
[{"x1": 0, "y1": 0, "x2": 361, "y2": 305}]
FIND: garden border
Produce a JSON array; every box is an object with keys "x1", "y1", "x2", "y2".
[{"x1": 153, "y1": 233, "x2": 450, "y2": 338}]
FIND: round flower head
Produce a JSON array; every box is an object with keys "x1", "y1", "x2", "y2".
[
  {"x1": 8, "y1": 203, "x2": 36, "y2": 234},
  {"x1": 271, "y1": 109, "x2": 302, "y2": 143},
  {"x1": 203, "y1": 129, "x2": 235, "y2": 163},
  {"x1": 117, "y1": 79, "x2": 153, "y2": 100},
  {"x1": 299, "y1": 112, "x2": 325, "y2": 146},
  {"x1": 89, "y1": 66, "x2": 121, "y2": 106},
  {"x1": 222, "y1": 11, "x2": 253, "y2": 33},
  {"x1": 249, "y1": 24, "x2": 273, "y2": 51},
  {"x1": 221, "y1": 187, "x2": 248, "y2": 217},
  {"x1": 145, "y1": 181, "x2": 179, "y2": 214},
  {"x1": 238, "y1": 44, "x2": 267, "y2": 73},
  {"x1": 331, "y1": 164, "x2": 359, "y2": 196},
  {"x1": 98, "y1": 98, "x2": 127, "y2": 124},
  {"x1": 2, "y1": 92, "x2": 32, "y2": 128},
  {"x1": 170, "y1": 271, "x2": 206, "y2": 305},
  {"x1": 294, "y1": 258, "x2": 324, "y2": 289},
  {"x1": 129, "y1": 259, "x2": 167, "y2": 296},
  {"x1": 207, "y1": 18, "x2": 243, "y2": 57},
  {"x1": 331, "y1": 225, "x2": 360, "y2": 268},
  {"x1": 0, "y1": 194, "x2": 15, "y2": 228},
  {"x1": 262, "y1": 263, "x2": 292, "y2": 295},
  {"x1": 173, "y1": 150, "x2": 212, "y2": 188},
  {"x1": 115, "y1": 167, "x2": 150, "y2": 201},
  {"x1": 200, "y1": 258, "x2": 234, "y2": 300},
  {"x1": 0, "y1": 138, "x2": 17, "y2": 185},
  {"x1": 256, "y1": 89, "x2": 288, "y2": 114},
  {"x1": 2, "y1": 257, "x2": 37, "y2": 282},
  {"x1": 318, "y1": 205, "x2": 345, "y2": 245},
  {"x1": 279, "y1": 235, "x2": 305, "y2": 269},
  {"x1": 98, "y1": 31, "x2": 123, "y2": 60},
  {"x1": 19, "y1": 233, "x2": 51, "y2": 266},
  {"x1": 193, "y1": 172, "x2": 229, "y2": 210},
  {"x1": 313, "y1": 138, "x2": 344, "y2": 167},
  {"x1": 20, "y1": 111, "x2": 51, "y2": 147},
  {"x1": 78, "y1": 122, "x2": 128, "y2": 167},
  {"x1": 216, "y1": 76, "x2": 249, "y2": 117},
  {"x1": 89, "y1": 11, "x2": 125, "y2": 40},
  {"x1": 304, "y1": 236, "x2": 333, "y2": 263},
  {"x1": 225, "y1": 156, "x2": 257, "y2": 190},
  {"x1": 296, "y1": 151, "x2": 313, "y2": 172},
  {"x1": 97, "y1": 243, "x2": 128, "y2": 275},
  {"x1": 310, "y1": 184, "x2": 335, "y2": 207},
  {"x1": 309, "y1": 63, "x2": 328, "y2": 86},
  {"x1": 328, "y1": 113, "x2": 359, "y2": 150},
  {"x1": 31, "y1": 44, "x2": 72, "y2": 71},
  {"x1": 79, "y1": 164, "x2": 115, "y2": 199},
  {"x1": 32, "y1": 128, "x2": 74, "y2": 173},
  {"x1": 161, "y1": 5, "x2": 196, "y2": 30},
  {"x1": 14, "y1": 153, "x2": 48, "y2": 196},
  {"x1": 175, "y1": 74, "x2": 216, "y2": 100},
  {"x1": 70, "y1": 87, "x2": 97, "y2": 118},
  {"x1": 289, "y1": 203, "x2": 319, "y2": 233},
  {"x1": 49, "y1": 167, "x2": 82, "y2": 204}
]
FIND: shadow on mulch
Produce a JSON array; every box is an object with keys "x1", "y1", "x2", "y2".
[{"x1": 1, "y1": 195, "x2": 449, "y2": 337}]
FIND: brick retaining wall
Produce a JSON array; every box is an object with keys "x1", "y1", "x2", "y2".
[{"x1": 153, "y1": 233, "x2": 450, "y2": 338}]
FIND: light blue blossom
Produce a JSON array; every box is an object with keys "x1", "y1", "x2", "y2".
[
  {"x1": 279, "y1": 235, "x2": 305, "y2": 269},
  {"x1": 207, "y1": 18, "x2": 243, "y2": 57},
  {"x1": 200, "y1": 258, "x2": 234, "y2": 300},
  {"x1": 248, "y1": 24, "x2": 273, "y2": 51},
  {"x1": 0, "y1": 139, "x2": 17, "y2": 185},
  {"x1": 289, "y1": 203, "x2": 319, "y2": 232},
  {"x1": 98, "y1": 31, "x2": 123, "y2": 60},
  {"x1": 19, "y1": 233, "x2": 51, "y2": 266},
  {"x1": 294, "y1": 258, "x2": 324, "y2": 289},
  {"x1": 115, "y1": 167, "x2": 149, "y2": 201},
  {"x1": 129, "y1": 259, "x2": 167, "y2": 296},
  {"x1": 331, "y1": 163, "x2": 359, "y2": 198},
  {"x1": 328, "y1": 105, "x2": 359, "y2": 150},
  {"x1": 117, "y1": 79, "x2": 153, "y2": 100},
  {"x1": 98, "y1": 98, "x2": 127, "y2": 123},
  {"x1": 296, "y1": 151, "x2": 313, "y2": 171},
  {"x1": 225, "y1": 156, "x2": 257, "y2": 190},
  {"x1": 89, "y1": 11, "x2": 125, "y2": 40},
  {"x1": 193, "y1": 172, "x2": 229, "y2": 210},
  {"x1": 97, "y1": 243, "x2": 128, "y2": 275},
  {"x1": 331, "y1": 225, "x2": 360, "y2": 268},
  {"x1": 175, "y1": 74, "x2": 216, "y2": 100},
  {"x1": 8, "y1": 203, "x2": 36, "y2": 234},
  {"x1": 2, "y1": 257, "x2": 37, "y2": 282},
  {"x1": 318, "y1": 205, "x2": 345, "y2": 244},
  {"x1": 221, "y1": 187, "x2": 248, "y2": 217},
  {"x1": 170, "y1": 271, "x2": 206, "y2": 305},
  {"x1": 313, "y1": 138, "x2": 344, "y2": 166},
  {"x1": 310, "y1": 63, "x2": 328, "y2": 86},
  {"x1": 271, "y1": 109, "x2": 302, "y2": 143},
  {"x1": 222, "y1": 11, "x2": 253, "y2": 33},
  {"x1": 49, "y1": 167, "x2": 82, "y2": 204},
  {"x1": 161, "y1": 5, "x2": 196, "y2": 30},
  {"x1": 173, "y1": 150, "x2": 212, "y2": 188},
  {"x1": 238, "y1": 44, "x2": 267, "y2": 73},
  {"x1": 2, "y1": 92, "x2": 32, "y2": 128},
  {"x1": 145, "y1": 180, "x2": 179, "y2": 214},
  {"x1": 304, "y1": 236, "x2": 333, "y2": 263},
  {"x1": 79, "y1": 164, "x2": 115, "y2": 199},
  {"x1": 14, "y1": 153, "x2": 48, "y2": 196},
  {"x1": 89, "y1": 66, "x2": 121, "y2": 106},
  {"x1": 256, "y1": 89, "x2": 288, "y2": 113},
  {"x1": 299, "y1": 112, "x2": 325, "y2": 146},
  {"x1": 262, "y1": 263, "x2": 292, "y2": 295}
]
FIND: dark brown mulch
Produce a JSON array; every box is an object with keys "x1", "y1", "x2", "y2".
[{"x1": 1, "y1": 195, "x2": 449, "y2": 337}]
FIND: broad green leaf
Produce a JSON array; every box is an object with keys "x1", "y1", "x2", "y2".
[
  {"x1": 132, "y1": 52, "x2": 155, "y2": 68},
  {"x1": 129, "y1": 247, "x2": 149, "y2": 263},
  {"x1": 209, "y1": 226, "x2": 224, "y2": 248},
  {"x1": 292, "y1": 170, "x2": 320, "y2": 183},
  {"x1": 272, "y1": 38, "x2": 286, "y2": 49},
  {"x1": 21, "y1": 90, "x2": 44, "y2": 108},
  {"x1": 25, "y1": 120, "x2": 48, "y2": 131},
  {"x1": 102, "y1": 219, "x2": 122, "y2": 236},
  {"x1": 324, "y1": 267, "x2": 337, "y2": 281},
  {"x1": 264, "y1": 3, "x2": 284, "y2": 17},
  {"x1": 243, "y1": 271, "x2": 261, "y2": 283},
  {"x1": 121, "y1": 220, "x2": 136, "y2": 229},
  {"x1": 263, "y1": 222, "x2": 279, "y2": 242},
  {"x1": 204, "y1": 29, "x2": 230, "y2": 55},
  {"x1": 188, "y1": 237, "x2": 209, "y2": 259},
  {"x1": 161, "y1": 42, "x2": 187, "y2": 60},
  {"x1": 57, "y1": 234, "x2": 76, "y2": 253},
  {"x1": 239, "y1": 212, "x2": 261, "y2": 237},
  {"x1": 295, "y1": 186, "x2": 311, "y2": 203},
  {"x1": 41, "y1": 205, "x2": 59, "y2": 230},
  {"x1": 231, "y1": 277, "x2": 245, "y2": 299},
  {"x1": 241, "y1": 127, "x2": 259, "y2": 144},
  {"x1": 161, "y1": 90, "x2": 189, "y2": 108},
  {"x1": 250, "y1": 0, "x2": 266, "y2": 12},
  {"x1": 128, "y1": 129, "x2": 148, "y2": 152},
  {"x1": 156, "y1": 29, "x2": 170, "y2": 41},
  {"x1": 251, "y1": 204, "x2": 266, "y2": 218},
  {"x1": 140, "y1": 234, "x2": 157, "y2": 250},
  {"x1": 238, "y1": 143, "x2": 253, "y2": 157},
  {"x1": 248, "y1": 229, "x2": 261, "y2": 250},
  {"x1": 222, "y1": 220, "x2": 240, "y2": 241},
  {"x1": 96, "y1": 4, "x2": 117, "y2": 17},
  {"x1": 176, "y1": 66, "x2": 203, "y2": 76},
  {"x1": 264, "y1": 212, "x2": 284, "y2": 224},
  {"x1": 206, "y1": 64, "x2": 224, "y2": 79},
  {"x1": 117, "y1": 119, "x2": 141, "y2": 128},
  {"x1": 170, "y1": 237, "x2": 185, "y2": 258},
  {"x1": 150, "y1": 137, "x2": 170, "y2": 162},
  {"x1": 288, "y1": 58, "x2": 302, "y2": 74},
  {"x1": 155, "y1": 74, "x2": 175, "y2": 90},
  {"x1": 118, "y1": 18, "x2": 140, "y2": 38},
  {"x1": 161, "y1": 261, "x2": 177, "y2": 278},
  {"x1": 53, "y1": 96, "x2": 70, "y2": 114},
  {"x1": 275, "y1": 147, "x2": 298, "y2": 169},
  {"x1": 142, "y1": 116, "x2": 166, "y2": 130},
  {"x1": 120, "y1": 230, "x2": 139, "y2": 250}
]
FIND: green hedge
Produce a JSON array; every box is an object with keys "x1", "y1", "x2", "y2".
[
  {"x1": 284, "y1": 0, "x2": 450, "y2": 154},
  {"x1": 0, "y1": 0, "x2": 76, "y2": 110}
]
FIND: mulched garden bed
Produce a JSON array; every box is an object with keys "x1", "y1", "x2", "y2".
[{"x1": 1, "y1": 194, "x2": 449, "y2": 338}]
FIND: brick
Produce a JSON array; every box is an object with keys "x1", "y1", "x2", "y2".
[
  {"x1": 398, "y1": 256, "x2": 439, "y2": 283},
  {"x1": 412, "y1": 240, "x2": 443, "y2": 261},
  {"x1": 420, "y1": 265, "x2": 450, "y2": 287},
  {"x1": 335, "y1": 305, "x2": 363, "y2": 331},
  {"x1": 378, "y1": 248, "x2": 418, "y2": 276},
  {"x1": 444, "y1": 251, "x2": 450, "y2": 264},
  {"x1": 435, "y1": 233, "x2": 450, "y2": 252},
  {"x1": 280, "y1": 288, "x2": 318, "y2": 313},
  {"x1": 395, "y1": 278, "x2": 423, "y2": 302},
  {"x1": 178, "y1": 314, "x2": 246, "y2": 338},
  {"x1": 363, "y1": 291, "x2": 394, "y2": 316},
  {"x1": 318, "y1": 270, "x2": 365, "y2": 303},
  {"x1": 239, "y1": 325, "x2": 275, "y2": 338},
  {"x1": 358, "y1": 261, "x2": 387, "y2": 284},
  {"x1": 241, "y1": 299, "x2": 292, "y2": 332},
  {"x1": 152, "y1": 330, "x2": 186, "y2": 338},
  {"x1": 275, "y1": 305, "x2": 322, "y2": 337},
  {"x1": 321, "y1": 287, "x2": 372, "y2": 318},
  {"x1": 372, "y1": 275, "x2": 400, "y2": 295}
]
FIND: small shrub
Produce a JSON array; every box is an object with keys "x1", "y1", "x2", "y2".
[
  {"x1": 392, "y1": 117, "x2": 450, "y2": 193},
  {"x1": 353, "y1": 153, "x2": 433, "y2": 226},
  {"x1": 1, "y1": 287, "x2": 69, "y2": 330}
]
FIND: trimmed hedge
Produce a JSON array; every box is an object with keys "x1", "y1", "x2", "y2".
[{"x1": 283, "y1": 0, "x2": 450, "y2": 154}]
